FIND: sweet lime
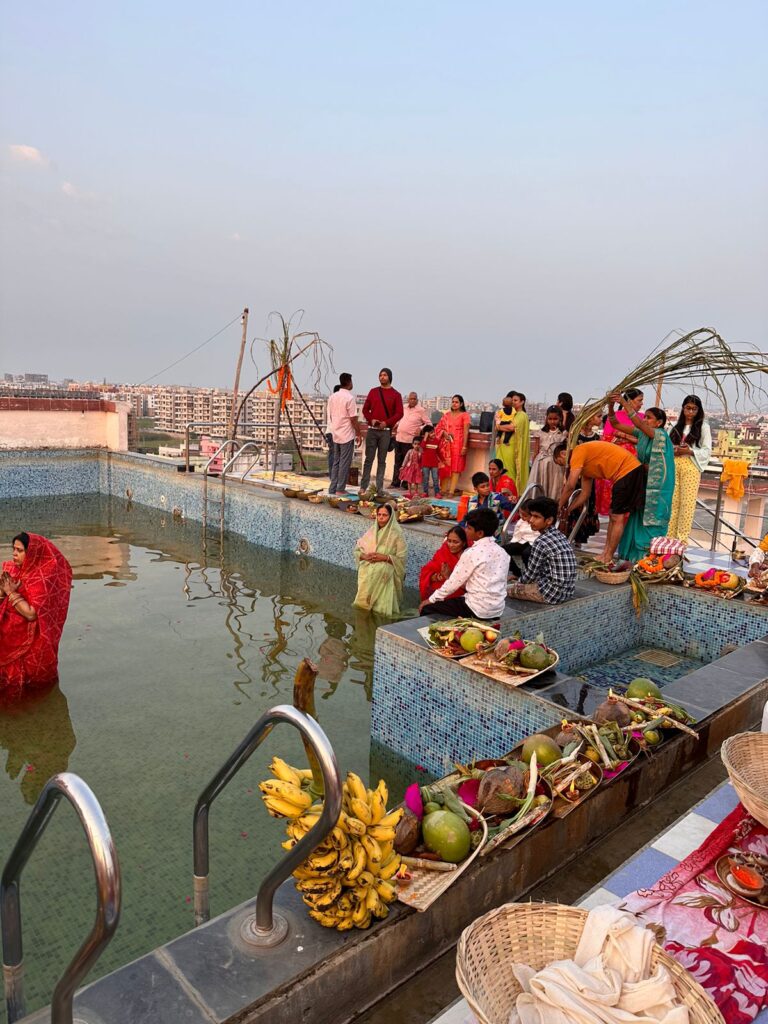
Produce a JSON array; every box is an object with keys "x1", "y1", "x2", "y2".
[{"x1": 421, "y1": 810, "x2": 471, "y2": 863}]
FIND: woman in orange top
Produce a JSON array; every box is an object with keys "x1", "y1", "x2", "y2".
[{"x1": 555, "y1": 441, "x2": 644, "y2": 565}]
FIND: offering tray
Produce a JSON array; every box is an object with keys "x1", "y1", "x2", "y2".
[
  {"x1": 715, "y1": 855, "x2": 768, "y2": 908},
  {"x1": 461, "y1": 645, "x2": 559, "y2": 688},
  {"x1": 417, "y1": 620, "x2": 499, "y2": 660}
]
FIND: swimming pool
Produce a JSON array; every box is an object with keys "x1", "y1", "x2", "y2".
[{"x1": 0, "y1": 494, "x2": 417, "y2": 1016}]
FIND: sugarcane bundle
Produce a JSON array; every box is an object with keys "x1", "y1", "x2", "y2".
[{"x1": 569, "y1": 327, "x2": 767, "y2": 446}]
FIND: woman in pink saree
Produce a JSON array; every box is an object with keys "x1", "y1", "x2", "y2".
[{"x1": 0, "y1": 533, "x2": 73, "y2": 696}]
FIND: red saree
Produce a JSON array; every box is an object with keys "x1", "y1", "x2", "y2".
[
  {"x1": 419, "y1": 541, "x2": 466, "y2": 601},
  {"x1": 0, "y1": 534, "x2": 73, "y2": 695}
]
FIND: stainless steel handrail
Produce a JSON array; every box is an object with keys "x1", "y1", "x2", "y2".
[
  {"x1": 220, "y1": 441, "x2": 262, "y2": 478},
  {"x1": 192, "y1": 705, "x2": 342, "y2": 944},
  {"x1": 500, "y1": 482, "x2": 545, "y2": 543},
  {"x1": 1, "y1": 773, "x2": 121, "y2": 1024},
  {"x1": 204, "y1": 438, "x2": 242, "y2": 476},
  {"x1": 565, "y1": 488, "x2": 588, "y2": 544}
]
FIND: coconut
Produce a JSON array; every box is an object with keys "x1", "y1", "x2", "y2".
[
  {"x1": 394, "y1": 807, "x2": 421, "y2": 855},
  {"x1": 519, "y1": 643, "x2": 555, "y2": 671},
  {"x1": 626, "y1": 677, "x2": 662, "y2": 700},
  {"x1": 521, "y1": 733, "x2": 562, "y2": 767},
  {"x1": 476, "y1": 766, "x2": 526, "y2": 815},
  {"x1": 555, "y1": 724, "x2": 576, "y2": 749},
  {"x1": 593, "y1": 698, "x2": 632, "y2": 728}
]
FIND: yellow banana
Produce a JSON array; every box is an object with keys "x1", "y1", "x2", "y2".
[
  {"x1": 369, "y1": 789, "x2": 386, "y2": 825},
  {"x1": 352, "y1": 900, "x2": 369, "y2": 925},
  {"x1": 336, "y1": 916, "x2": 355, "y2": 931},
  {"x1": 350, "y1": 797, "x2": 372, "y2": 826},
  {"x1": 281, "y1": 838, "x2": 296, "y2": 851},
  {"x1": 358, "y1": 870, "x2": 375, "y2": 889},
  {"x1": 346, "y1": 772, "x2": 368, "y2": 804},
  {"x1": 375, "y1": 779, "x2": 388, "y2": 807},
  {"x1": 345, "y1": 816, "x2": 367, "y2": 838},
  {"x1": 296, "y1": 767, "x2": 314, "y2": 782},
  {"x1": 296, "y1": 878, "x2": 338, "y2": 894},
  {"x1": 367, "y1": 824, "x2": 396, "y2": 843},
  {"x1": 378, "y1": 840, "x2": 394, "y2": 862},
  {"x1": 336, "y1": 893, "x2": 354, "y2": 914},
  {"x1": 307, "y1": 848, "x2": 338, "y2": 870},
  {"x1": 345, "y1": 840, "x2": 367, "y2": 881},
  {"x1": 259, "y1": 779, "x2": 312, "y2": 810},
  {"x1": 329, "y1": 826, "x2": 348, "y2": 851},
  {"x1": 377, "y1": 808, "x2": 404, "y2": 829},
  {"x1": 355, "y1": 910, "x2": 372, "y2": 929},
  {"x1": 263, "y1": 796, "x2": 307, "y2": 819},
  {"x1": 378, "y1": 854, "x2": 401, "y2": 881},
  {"x1": 309, "y1": 909, "x2": 339, "y2": 928},
  {"x1": 338, "y1": 847, "x2": 354, "y2": 872},
  {"x1": 269, "y1": 757, "x2": 302, "y2": 787},
  {"x1": 361, "y1": 833, "x2": 382, "y2": 865},
  {"x1": 365, "y1": 856, "x2": 381, "y2": 877},
  {"x1": 371, "y1": 895, "x2": 389, "y2": 919},
  {"x1": 365, "y1": 885, "x2": 379, "y2": 912},
  {"x1": 375, "y1": 879, "x2": 397, "y2": 903},
  {"x1": 311, "y1": 882, "x2": 342, "y2": 909}
]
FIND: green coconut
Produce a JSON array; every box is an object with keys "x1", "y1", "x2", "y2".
[
  {"x1": 519, "y1": 643, "x2": 555, "y2": 671},
  {"x1": 521, "y1": 733, "x2": 562, "y2": 767},
  {"x1": 421, "y1": 810, "x2": 471, "y2": 863},
  {"x1": 626, "y1": 677, "x2": 662, "y2": 700}
]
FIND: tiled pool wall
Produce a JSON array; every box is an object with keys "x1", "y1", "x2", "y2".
[
  {"x1": 0, "y1": 449, "x2": 440, "y2": 587},
  {"x1": 372, "y1": 586, "x2": 768, "y2": 773}
]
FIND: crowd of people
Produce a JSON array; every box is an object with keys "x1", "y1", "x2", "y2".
[{"x1": 335, "y1": 370, "x2": 723, "y2": 619}]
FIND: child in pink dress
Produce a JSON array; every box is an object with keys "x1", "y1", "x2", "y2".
[{"x1": 399, "y1": 437, "x2": 423, "y2": 497}]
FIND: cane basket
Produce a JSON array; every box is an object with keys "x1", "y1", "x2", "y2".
[
  {"x1": 721, "y1": 733, "x2": 768, "y2": 828},
  {"x1": 593, "y1": 569, "x2": 632, "y2": 585},
  {"x1": 455, "y1": 903, "x2": 724, "y2": 1024}
]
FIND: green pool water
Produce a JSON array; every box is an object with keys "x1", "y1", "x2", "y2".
[{"x1": 0, "y1": 495, "x2": 412, "y2": 1017}]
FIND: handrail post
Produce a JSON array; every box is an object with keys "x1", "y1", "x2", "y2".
[
  {"x1": 193, "y1": 705, "x2": 342, "y2": 946},
  {"x1": 711, "y1": 476, "x2": 725, "y2": 551},
  {"x1": 1, "y1": 773, "x2": 121, "y2": 1024}
]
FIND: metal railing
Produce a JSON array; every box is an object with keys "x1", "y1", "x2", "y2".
[
  {"x1": 183, "y1": 420, "x2": 327, "y2": 472},
  {"x1": 220, "y1": 441, "x2": 263, "y2": 478},
  {"x1": 192, "y1": 705, "x2": 342, "y2": 946},
  {"x1": 1, "y1": 773, "x2": 121, "y2": 1024},
  {"x1": 500, "y1": 482, "x2": 545, "y2": 543}
]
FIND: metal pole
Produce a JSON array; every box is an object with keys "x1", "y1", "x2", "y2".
[{"x1": 711, "y1": 476, "x2": 725, "y2": 551}]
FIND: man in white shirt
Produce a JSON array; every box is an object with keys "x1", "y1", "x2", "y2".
[
  {"x1": 327, "y1": 373, "x2": 362, "y2": 495},
  {"x1": 419, "y1": 508, "x2": 510, "y2": 621},
  {"x1": 392, "y1": 391, "x2": 431, "y2": 488}
]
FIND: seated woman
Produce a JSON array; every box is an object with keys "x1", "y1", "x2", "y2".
[
  {"x1": 419, "y1": 526, "x2": 468, "y2": 602},
  {"x1": 353, "y1": 504, "x2": 407, "y2": 616},
  {"x1": 488, "y1": 458, "x2": 518, "y2": 501},
  {"x1": 1, "y1": 532, "x2": 73, "y2": 696}
]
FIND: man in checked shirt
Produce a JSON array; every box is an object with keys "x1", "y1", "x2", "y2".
[{"x1": 507, "y1": 497, "x2": 577, "y2": 604}]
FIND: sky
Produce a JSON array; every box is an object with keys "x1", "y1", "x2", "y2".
[{"x1": 1, "y1": 1, "x2": 766, "y2": 409}]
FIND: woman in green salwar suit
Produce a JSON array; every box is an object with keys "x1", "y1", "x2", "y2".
[
  {"x1": 353, "y1": 503, "x2": 407, "y2": 616},
  {"x1": 608, "y1": 396, "x2": 676, "y2": 563}
]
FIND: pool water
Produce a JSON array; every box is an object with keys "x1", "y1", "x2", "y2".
[
  {"x1": 572, "y1": 645, "x2": 707, "y2": 691},
  {"x1": 0, "y1": 495, "x2": 416, "y2": 1017}
]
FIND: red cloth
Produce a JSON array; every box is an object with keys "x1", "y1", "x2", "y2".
[
  {"x1": 361, "y1": 387, "x2": 404, "y2": 429},
  {"x1": 623, "y1": 804, "x2": 768, "y2": 1024},
  {"x1": 491, "y1": 474, "x2": 518, "y2": 503},
  {"x1": 418, "y1": 541, "x2": 466, "y2": 601},
  {"x1": 0, "y1": 534, "x2": 73, "y2": 695}
]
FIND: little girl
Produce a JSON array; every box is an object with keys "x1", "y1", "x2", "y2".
[{"x1": 399, "y1": 437, "x2": 423, "y2": 497}]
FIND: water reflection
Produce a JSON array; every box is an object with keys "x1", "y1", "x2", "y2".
[{"x1": 0, "y1": 686, "x2": 76, "y2": 804}]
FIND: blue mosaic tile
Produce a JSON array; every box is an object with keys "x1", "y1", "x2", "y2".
[{"x1": 696, "y1": 783, "x2": 740, "y2": 823}]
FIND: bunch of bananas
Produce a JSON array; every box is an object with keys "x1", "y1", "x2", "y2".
[{"x1": 259, "y1": 759, "x2": 403, "y2": 931}]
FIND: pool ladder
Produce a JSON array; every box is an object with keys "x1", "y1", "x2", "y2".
[
  {"x1": 0, "y1": 773, "x2": 121, "y2": 1024},
  {"x1": 1, "y1": 706, "x2": 341, "y2": 1021}
]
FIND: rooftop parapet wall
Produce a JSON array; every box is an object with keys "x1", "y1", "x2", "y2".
[{"x1": 0, "y1": 397, "x2": 129, "y2": 451}]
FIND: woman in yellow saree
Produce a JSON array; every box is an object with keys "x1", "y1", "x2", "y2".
[
  {"x1": 495, "y1": 392, "x2": 530, "y2": 491},
  {"x1": 353, "y1": 503, "x2": 407, "y2": 616}
]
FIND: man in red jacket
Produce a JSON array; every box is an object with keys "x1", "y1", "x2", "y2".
[{"x1": 360, "y1": 368, "x2": 404, "y2": 495}]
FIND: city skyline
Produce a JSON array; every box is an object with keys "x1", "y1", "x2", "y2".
[{"x1": 2, "y1": 3, "x2": 766, "y2": 399}]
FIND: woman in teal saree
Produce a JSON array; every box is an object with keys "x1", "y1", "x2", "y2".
[{"x1": 608, "y1": 395, "x2": 675, "y2": 563}]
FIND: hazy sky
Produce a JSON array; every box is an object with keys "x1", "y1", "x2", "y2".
[{"x1": 1, "y1": 1, "x2": 766, "y2": 408}]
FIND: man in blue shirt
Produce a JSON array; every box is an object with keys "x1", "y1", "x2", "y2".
[{"x1": 507, "y1": 497, "x2": 577, "y2": 604}]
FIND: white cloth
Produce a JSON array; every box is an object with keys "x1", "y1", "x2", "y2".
[
  {"x1": 749, "y1": 547, "x2": 766, "y2": 568},
  {"x1": 509, "y1": 906, "x2": 689, "y2": 1024},
  {"x1": 511, "y1": 519, "x2": 539, "y2": 544},
  {"x1": 429, "y1": 536, "x2": 510, "y2": 618},
  {"x1": 327, "y1": 389, "x2": 358, "y2": 444}
]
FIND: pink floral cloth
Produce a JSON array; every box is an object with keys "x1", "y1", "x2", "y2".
[{"x1": 623, "y1": 805, "x2": 768, "y2": 1024}]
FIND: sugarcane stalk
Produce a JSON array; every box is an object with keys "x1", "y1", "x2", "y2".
[
  {"x1": 293, "y1": 658, "x2": 324, "y2": 798},
  {"x1": 588, "y1": 725, "x2": 614, "y2": 769},
  {"x1": 553, "y1": 761, "x2": 593, "y2": 795},
  {"x1": 401, "y1": 856, "x2": 458, "y2": 872},
  {"x1": 613, "y1": 694, "x2": 699, "y2": 736}
]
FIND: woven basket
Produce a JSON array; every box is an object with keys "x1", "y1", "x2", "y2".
[
  {"x1": 594, "y1": 569, "x2": 631, "y2": 585},
  {"x1": 721, "y1": 733, "x2": 768, "y2": 827},
  {"x1": 456, "y1": 903, "x2": 724, "y2": 1024}
]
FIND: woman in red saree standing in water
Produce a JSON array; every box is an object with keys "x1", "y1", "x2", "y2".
[{"x1": 0, "y1": 533, "x2": 73, "y2": 695}]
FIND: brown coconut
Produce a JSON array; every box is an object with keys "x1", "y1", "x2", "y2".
[
  {"x1": 393, "y1": 807, "x2": 421, "y2": 855},
  {"x1": 477, "y1": 766, "x2": 526, "y2": 815},
  {"x1": 593, "y1": 697, "x2": 632, "y2": 728}
]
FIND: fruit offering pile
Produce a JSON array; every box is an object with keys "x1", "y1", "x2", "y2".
[
  {"x1": 259, "y1": 759, "x2": 403, "y2": 931},
  {"x1": 490, "y1": 632, "x2": 557, "y2": 673},
  {"x1": 424, "y1": 619, "x2": 499, "y2": 657}
]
